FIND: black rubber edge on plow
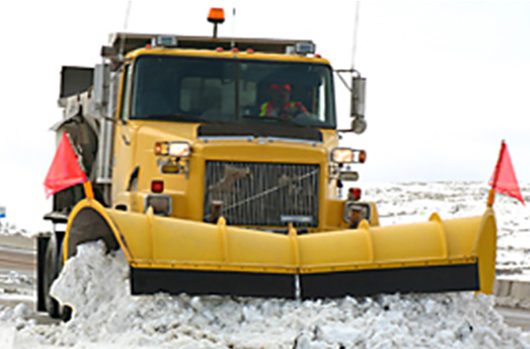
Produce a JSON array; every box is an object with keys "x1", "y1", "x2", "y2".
[
  {"x1": 130, "y1": 267, "x2": 296, "y2": 299},
  {"x1": 300, "y1": 263, "x2": 479, "y2": 299}
]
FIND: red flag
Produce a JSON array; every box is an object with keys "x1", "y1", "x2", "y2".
[
  {"x1": 489, "y1": 141, "x2": 525, "y2": 205},
  {"x1": 44, "y1": 133, "x2": 87, "y2": 198}
]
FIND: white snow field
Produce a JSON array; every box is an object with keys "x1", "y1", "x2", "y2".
[{"x1": 0, "y1": 181, "x2": 528, "y2": 348}]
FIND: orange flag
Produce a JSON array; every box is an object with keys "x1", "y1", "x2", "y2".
[
  {"x1": 44, "y1": 133, "x2": 87, "y2": 198},
  {"x1": 488, "y1": 140, "x2": 525, "y2": 205}
]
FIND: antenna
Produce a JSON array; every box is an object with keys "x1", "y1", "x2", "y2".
[
  {"x1": 231, "y1": 7, "x2": 237, "y2": 48},
  {"x1": 119, "y1": 0, "x2": 133, "y2": 60},
  {"x1": 350, "y1": 0, "x2": 361, "y2": 70}
]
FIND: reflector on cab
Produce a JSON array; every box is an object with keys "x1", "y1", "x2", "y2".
[{"x1": 151, "y1": 180, "x2": 164, "y2": 193}]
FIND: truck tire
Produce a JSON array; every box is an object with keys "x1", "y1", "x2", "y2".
[
  {"x1": 43, "y1": 233, "x2": 60, "y2": 318},
  {"x1": 57, "y1": 239, "x2": 73, "y2": 322},
  {"x1": 42, "y1": 233, "x2": 73, "y2": 321}
]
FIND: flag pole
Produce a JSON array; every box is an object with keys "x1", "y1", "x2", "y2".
[
  {"x1": 83, "y1": 181, "x2": 95, "y2": 200},
  {"x1": 487, "y1": 140, "x2": 505, "y2": 208},
  {"x1": 64, "y1": 132, "x2": 94, "y2": 200}
]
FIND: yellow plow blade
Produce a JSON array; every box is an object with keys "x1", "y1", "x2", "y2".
[{"x1": 65, "y1": 200, "x2": 496, "y2": 299}]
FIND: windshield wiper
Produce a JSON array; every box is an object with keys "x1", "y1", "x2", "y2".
[
  {"x1": 242, "y1": 114, "x2": 309, "y2": 128},
  {"x1": 135, "y1": 114, "x2": 226, "y2": 124}
]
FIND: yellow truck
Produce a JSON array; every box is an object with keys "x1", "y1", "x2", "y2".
[{"x1": 37, "y1": 12, "x2": 496, "y2": 320}]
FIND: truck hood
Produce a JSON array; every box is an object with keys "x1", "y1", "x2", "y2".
[{"x1": 129, "y1": 120, "x2": 338, "y2": 149}]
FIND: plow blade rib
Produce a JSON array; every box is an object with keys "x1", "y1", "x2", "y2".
[{"x1": 65, "y1": 200, "x2": 496, "y2": 299}]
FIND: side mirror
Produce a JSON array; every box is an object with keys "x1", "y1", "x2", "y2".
[{"x1": 350, "y1": 75, "x2": 367, "y2": 134}]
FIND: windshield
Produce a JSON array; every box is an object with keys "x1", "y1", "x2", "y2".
[{"x1": 130, "y1": 55, "x2": 336, "y2": 128}]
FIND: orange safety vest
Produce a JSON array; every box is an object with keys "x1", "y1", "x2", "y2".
[{"x1": 259, "y1": 101, "x2": 307, "y2": 116}]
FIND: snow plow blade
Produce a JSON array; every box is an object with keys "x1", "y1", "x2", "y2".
[{"x1": 64, "y1": 199, "x2": 496, "y2": 299}]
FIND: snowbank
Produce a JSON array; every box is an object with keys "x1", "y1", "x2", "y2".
[
  {"x1": 8, "y1": 242, "x2": 524, "y2": 349},
  {"x1": 0, "y1": 221, "x2": 30, "y2": 238}
]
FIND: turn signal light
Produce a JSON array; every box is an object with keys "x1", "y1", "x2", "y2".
[
  {"x1": 358, "y1": 150, "x2": 367, "y2": 163},
  {"x1": 151, "y1": 180, "x2": 164, "y2": 193},
  {"x1": 155, "y1": 142, "x2": 168, "y2": 156}
]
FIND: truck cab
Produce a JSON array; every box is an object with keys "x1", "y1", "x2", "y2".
[{"x1": 52, "y1": 33, "x2": 372, "y2": 233}]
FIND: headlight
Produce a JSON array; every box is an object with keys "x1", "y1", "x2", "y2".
[
  {"x1": 168, "y1": 142, "x2": 191, "y2": 157},
  {"x1": 154, "y1": 141, "x2": 191, "y2": 157},
  {"x1": 331, "y1": 148, "x2": 366, "y2": 164}
]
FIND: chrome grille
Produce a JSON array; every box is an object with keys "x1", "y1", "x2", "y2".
[{"x1": 204, "y1": 161, "x2": 319, "y2": 227}]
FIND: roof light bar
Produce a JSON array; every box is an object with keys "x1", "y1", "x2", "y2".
[
  {"x1": 151, "y1": 35, "x2": 178, "y2": 48},
  {"x1": 294, "y1": 42, "x2": 316, "y2": 55}
]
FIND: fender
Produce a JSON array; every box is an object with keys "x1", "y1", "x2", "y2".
[{"x1": 63, "y1": 199, "x2": 132, "y2": 262}]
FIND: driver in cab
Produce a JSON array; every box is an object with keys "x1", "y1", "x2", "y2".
[{"x1": 259, "y1": 83, "x2": 308, "y2": 119}]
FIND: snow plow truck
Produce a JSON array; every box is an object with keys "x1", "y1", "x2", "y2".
[{"x1": 37, "y1": 9, "x2": 497, "y2": 319}]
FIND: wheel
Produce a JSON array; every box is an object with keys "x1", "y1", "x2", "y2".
[
  {"x1": 43, "y1": 233, "x2": 73, "y2": 321},
  {"x1": 43, "y1": 234, "x2": 60, "y2": 318},
  {"x1": 60, "y1": 304, "x2": 73, "y2": 322},
  {"x1": 57, "y1": 239, "x2": 73, "y2": 322}
]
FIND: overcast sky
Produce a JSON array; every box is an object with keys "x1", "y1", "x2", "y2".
[{"x1": 0, "y1": 0, "x2": 529, "y2": 232}]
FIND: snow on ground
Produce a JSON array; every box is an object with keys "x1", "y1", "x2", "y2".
[
  {"x1": 0, "y1": 241, "x2": 527, "y2": 349},
  {"x1": 0, "y1": 221, "x2": 30, "y2": 238}
]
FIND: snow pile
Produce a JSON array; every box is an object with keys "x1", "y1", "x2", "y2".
[
  {"x1": 0, "y1": 221, "x2": 29, "y2": 238},
  {"x1": 12, "y1": 242, "x2": 525, "y2": 348},
  {"x1": 0, "y1": 304, "x2": 33, "y2": 329},
  {"x1": 496, "y1": 293, "x2": 530, "y2": 311},
  {"x1": 0, "y1": 271, "x2": 32, "y2": 288}
]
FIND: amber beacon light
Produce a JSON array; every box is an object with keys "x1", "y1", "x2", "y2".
[{"x1": 208, "y1": 8, "x2": 225, "y2": 38}]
